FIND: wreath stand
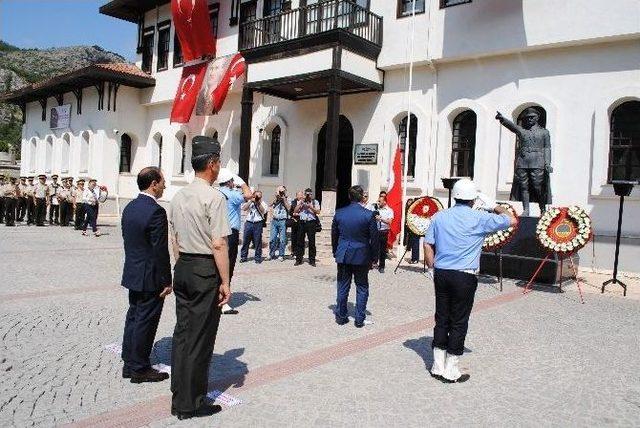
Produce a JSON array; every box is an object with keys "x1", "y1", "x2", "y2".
[
  {"x1": 393, "y1": 240, "x2": 427, "y2": 275},
  {"x1": 523, "y1": 252, "x2": 585, "y2": 304},
  {"x1": 494, "y1": 249, "x2": 504, "y2": 292}
]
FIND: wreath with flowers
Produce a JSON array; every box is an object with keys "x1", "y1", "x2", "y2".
[
  {"x1": 406, "y1": 196, "x2": 444, "y2": 236},
  {"x1": 536, "y1": 206, "x2": 592, "y2": 255},
  {"x1": 483, "y1": 203, "x2": 519, "y2": 251}
]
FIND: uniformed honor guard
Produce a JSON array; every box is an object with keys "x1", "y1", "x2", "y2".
[
  {"x1": 169, "y1": 136, "x2": 231, "y2": 420},
  {"x1": 34, "y1": 174, "x2": 49, "y2": 226},
  {"x1": 3, "y1": 177, "x2": 19, "y2": 226},
  {"x1": 58, "y1": 178, "x2": 73, "y2": 227},
  {"x1": 16, "y1": 177, "x2": 28, "y2": 222},
  {"x1": 0, "y1": 174, "x2": 6, "y2": 223},
  {"x1": 48, "y1": 174, "x2": 61, "y2": 225},
  {"x1": 25, "y1": 177, "x2": 36, "y2": 225},
  {"x1": 74, "y1": 179, "x2": 86, "y2": 230}
]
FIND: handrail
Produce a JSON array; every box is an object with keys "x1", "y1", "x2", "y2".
[{"x1": 239, "y1": 0, "x2": 383, "y2": 51}]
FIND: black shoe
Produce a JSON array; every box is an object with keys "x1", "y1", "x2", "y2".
[
  {"x1": 173, "y1": 404, "x2": 223, "y2": 420},
  {"x1": 354, "y1": 321, "x2": 364, "y2": 328},
  {"x1": 309, "y1": 261, "x2": 316, "y2": 267},
  {"x1": 439, "y1": 374, "x2": 471, "y2": 384},
  {"x1": 122, "y1": 367, "x2": 132, "y2": 379},
  {"x1": 130, "y1": 368, "x2": 169, "y2": 383},
  {"x1": 255, "y1": 259, "x2": 262, "y2": 264},
  {"x1": 239, "y1": 258, "x2": 248, "y2": 263},
  {"x1": 335, "y1": 317, "x2": 349, "y2": 325},
  {"x1": 294, "y1": 261, "x2": 303, "y2": 266},
  {"x1": 378, "y1": 267, "x2": 385, "y2": 273}
]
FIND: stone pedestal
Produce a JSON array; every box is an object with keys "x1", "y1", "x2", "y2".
[{"x1": 321, "y1": 190, "x2": 337, "y2": 216}]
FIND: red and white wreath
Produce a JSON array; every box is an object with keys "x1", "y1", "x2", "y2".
[
  {"x1": 483, "y1": 203, "x2": 519, "y2": 251},
  {"x1": 406, "y1": 196, "x2": 444, "y2": 236},
  {"x1": 536, "y1": 206, "x2": 592, "y2": 255}
]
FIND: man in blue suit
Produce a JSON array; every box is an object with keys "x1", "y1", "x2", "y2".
[
  {"x1": 332, "y1": 185, "x2": 379, "y2": 328},
  {"x1": 121, "y1": 167, "x2": 173, "y2": 383}
]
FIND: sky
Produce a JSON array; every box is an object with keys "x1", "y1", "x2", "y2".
[{"x1": 0, "y1": 0, "x2": 137, "y2": 61}]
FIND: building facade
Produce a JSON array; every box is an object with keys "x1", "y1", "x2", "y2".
[{"x1": 4, "y1": 0, "x2": 640, "y2": 271}]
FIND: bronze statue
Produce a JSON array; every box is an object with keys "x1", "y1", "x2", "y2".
[{"x1": 496, "y1": 108, "x2": 552, "y2": 216}]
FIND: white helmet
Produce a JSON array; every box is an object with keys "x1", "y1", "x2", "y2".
[
  {"x1": 217, "y1": 168, "x2": 234, "y2": 184},
  {"x1": 452, "y1": 178, "x2": 478, "y2": 201}
]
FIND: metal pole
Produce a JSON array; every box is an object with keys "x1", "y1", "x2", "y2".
[{"x1": 612, "y1": 194, "x2": 624, "y2": 281}]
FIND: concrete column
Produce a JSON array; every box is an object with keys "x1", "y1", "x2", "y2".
[{"x1": 239, "y1": 87, "x2": 254, "y2": 183}]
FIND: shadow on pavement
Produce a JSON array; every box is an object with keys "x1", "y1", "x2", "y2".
[
  {"x1": 404, "y1": 336, "x2": 473, "y2": 370},
  {"x1": 327, "y1": 303, "x2": 372, "y2": 317},
  {"x1": 229, "y1": 292, "x2": 261, "y2": 309}
]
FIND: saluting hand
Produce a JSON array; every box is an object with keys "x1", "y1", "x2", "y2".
[
  {"x1": 159, "y1": 286, "x2": 173, "y2": 298},
  {"x1": 218, "y1": 282, "x2": 231, "y2": 307}
]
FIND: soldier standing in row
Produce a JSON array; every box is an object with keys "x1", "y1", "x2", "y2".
[
  {"x1": 74, "y1": 178, "x2": 86, "y2": 230},
  {"x1": 3, "y1": 177, "x2": 20, "y2": 227},
  {"x1": 0, "y1": 174, "x2": 6, "y2": 223},
  {"x1": 34, "y1": 174, "x2": 49, "y2": 226},
  {"x1": 49, "y1": 174, "x2": 61, "y2": 225},
  {"x1": 16, "y1": 177, "x2": 28, "y2": 222},
  {"x1": 58, "y1": 178, "x2": 73, "y2": 227},
  {"x1": 25, "y1": 176, "x2": 36, "y2": 225}
]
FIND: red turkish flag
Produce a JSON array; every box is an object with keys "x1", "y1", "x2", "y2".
[
  {"x1": 196, "y1": 53, "x2": 246, "y2": 116},
  {"x1": 172, "y1": 0, "x2": 216, "y2": 62},
  {"x1": 386, "y1": 144, "x2": 403, "y2": 248},
  {"x1": 170, "y1": 62, "x2": 208, "y2": 123}
]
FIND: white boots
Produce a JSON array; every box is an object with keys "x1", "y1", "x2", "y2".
[
  {"x1": 430, "y1": 347, "x2": 447, "y2": 378},
  {"x1": 431, "y1": 348, "x2": 470, "y2": 383}
]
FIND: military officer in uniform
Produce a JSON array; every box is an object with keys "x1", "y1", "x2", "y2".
[
  {"x1": 59, "y1": 178, "x2": 73, "y2": 227},
  {"x1": 34, "y1": 174, "x2": 49, "y2": 226},
  {"x1": 0, "y1": 174, "x2": 6, "y2": 223},
  {"x1": 16, "y1": 177, "x2": 28, "y2": 222},
  {"x1": 73, "y1": 178, "x2": 86, "y2": 230},
  {"x1": 169, "y1": 136, "x2": 231, "y2": 420},
  {"x1": 48, "y1": 174, "x2": 61, "y2": 225},
  {"x1": 25, "y1": 176, "x2": 36, "y2": 225},
  {"x1": 3, "y1": 177, "x2": 19, "y2": 226}
]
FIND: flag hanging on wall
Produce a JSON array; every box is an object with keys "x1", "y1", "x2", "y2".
[
  {"x1": 170, "y1": 62, "x2": 208, "y2": 123},
  {"x1": 386, "y1": 144, "x2": 403, "y2": 248},
  {"x1": 172, "y1": 0, "x2": 216, "y2": 61},
  {"x1": 196, "y1": 53, "x2": 246, "y2": 116}
]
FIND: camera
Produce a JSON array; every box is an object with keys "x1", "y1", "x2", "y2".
[
  {"x1": 279, "y1": 190, "x2": 285, "y2": 197},
  {"x1": 373, "y1": 210, "x2": 380, "y2": 217}
]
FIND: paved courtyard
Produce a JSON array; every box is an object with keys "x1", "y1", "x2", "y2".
[{"x1": 1, "y1": 221, "x2": 639, "y2": 427}]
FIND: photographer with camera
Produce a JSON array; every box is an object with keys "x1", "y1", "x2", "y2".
[
  {"x1": 293, "y1": 188, "x2": 321, "y2": 266},
  {"x1": 269, "y1": 186, "x2": 291, "y2": 261},
  {"x1": 373, "y1": 195, "x2": 394, "y2": 273},
  {"x1": 240, "y1": 190, "x2": 268, "y2": 264}
]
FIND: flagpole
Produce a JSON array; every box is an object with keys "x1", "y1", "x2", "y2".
[{"x1": 399, "y1": 0, "x2": 417, "y2": 249}]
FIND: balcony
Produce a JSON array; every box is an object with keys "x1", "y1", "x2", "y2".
[{"x1": 239, "y1": 0, "x2": 383, "y2": 60}]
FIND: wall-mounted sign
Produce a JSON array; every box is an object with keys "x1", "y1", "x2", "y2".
[
  {"x1": 354, "y1": 144, "x2": 378, "y2": 165},
  {"x1": 50, "y1": 104, "x2": 71, "y2": 130}
]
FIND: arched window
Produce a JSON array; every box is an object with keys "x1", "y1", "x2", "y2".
[
  {"x1": 120, "y1": 134, "x2": 132, "y2": 173},
  {"x1": 609, "y1": 100, "x2": 640, "y2": 182},
  {"x1": 398, "y1": 114, "x2": 417, "y2": 178},
  {"x1": 152, "y1": 133, "x2": 163, "y2": 168},
  {"x1": 450, "y1": 110, "x2": 477, "y2": 178},
  {"x1": 45, "y1": 136, "x2": 53, "y2": 173},
  {"x1": 269, "y1": 125, "x2": 281, "y2": 175},
  {"x1": 61, "y1": 134, "x2": 71, "y2": 173},
  {"x1": 29, "y1": 138, "x2": 37, "y2": 172},
  {"x1": 80, "y1": 132, "x2": 90, "y2": 173}
]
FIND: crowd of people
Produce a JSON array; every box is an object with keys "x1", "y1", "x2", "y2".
[{"x1": 0, "y1": 173, "x2": 106, "y2": 235}]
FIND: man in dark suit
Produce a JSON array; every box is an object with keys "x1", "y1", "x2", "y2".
[
  {"x1": 121, "y1": 167, "x2": 173, "y2": 383},
  {"x1": 331, "y1": 185, "x2": 379, "y2": 328}
]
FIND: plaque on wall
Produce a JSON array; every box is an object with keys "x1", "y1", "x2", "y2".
[{"x1": 354, "y1": 144, "x2": 378, "y2": 165}]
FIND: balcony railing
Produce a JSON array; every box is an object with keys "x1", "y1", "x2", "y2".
[{"x1": 239, "y1": 0, "x2": 383, "y2": 51}]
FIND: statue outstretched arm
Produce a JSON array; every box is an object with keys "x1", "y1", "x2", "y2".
[{"x1": 495, "y1": 111, "x2": 524, "y2": 136}]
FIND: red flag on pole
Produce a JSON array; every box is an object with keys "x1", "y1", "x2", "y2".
[
  {"x1": 170, "y1": 62, "x2": 208, "y2": 123},
  {"x1": 196, "y1": 53, "x2": 246, "y2": 116},
  {"x1": 386, "y1": 144, "x2": 403, "y2": 248},
  {"x1": 172, "y1": 0, "x2": 216, "y2": 62}
]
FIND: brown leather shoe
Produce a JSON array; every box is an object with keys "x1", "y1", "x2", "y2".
[{"x1": 130, "y1": 368, "x2": 169, "y2": 383}]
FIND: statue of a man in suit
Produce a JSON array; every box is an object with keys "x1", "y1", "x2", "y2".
[{"x1": 496, "y1": 108, "x2": 553, "y2": 216}]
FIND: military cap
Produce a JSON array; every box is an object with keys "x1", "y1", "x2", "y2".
[
  {"x1": 51, "y1": 174, "x2": 59, "y2": 179},
  {"x1": 27, "y1": 176, "x2": 34, "y2": 180},
  {"x1": 9, "y1": 177, "x2": 16, "y2": 182},
  {"x1": 20, "y1": 176, "x2": 26, "y2": 179},
  {"x1": 192, "y1": 135, "x2": 221, "y2": 158},
  {"x1": 0, "y1": 174, "x2": 5, "y2": 179},
  {"x1": 77, "y1": 178, "x2": 86, "y2": 184},
  {"x1": 37, "y1": 174, "x2": 46, "y2": 179},
  {"x1": 522, "y1": 107, "x2": 540, "y2": 117},
  {"x1": 88, "y1": 178, "x2": 97, "y2": 183}
]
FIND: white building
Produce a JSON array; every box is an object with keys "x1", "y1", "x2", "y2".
[{"x1": 3, "y1": 0, "x2": 640, "y2": 272}]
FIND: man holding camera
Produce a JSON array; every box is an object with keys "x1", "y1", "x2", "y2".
[
  {"x1": 373, "y1": 195, "x2": 394, "y2": 273},
  {"x1": 240, "y1": 190, "x2": 268, "y2": 263},
  {"x1": 269, "y1": 186, "x2": 291, "y2": 261},
  {"x1": 293, "y1": 188, "x2": 321, "y2": 267}
]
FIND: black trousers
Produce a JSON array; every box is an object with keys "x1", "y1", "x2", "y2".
[
  {"x1": 75, "y1": 203, "x2": 86, "y2": 230},
  {"x1": 26, "y1": 198, "x2": 35, "y2": 224},
  {"x1": 0, "y1": 197, "x2": 5, "y2": 222},
  {"x1": 171, "y1": 254, "x2": 222, "y2": 413},
  {"x1": 378, "y1": 230, "x2": 389, "y2": 269},
  {"x1": 49, "y1": 204, "x2": 59, "y2": 224},
  {"x1": 4, "y1": 198, "x2": 16, "y2": 226},
  {"x1": 295, "y1": 220, "x2": 316, "y2": 263},
  {"x1": 121, "y1": 289, "x2": 164, "y2": 372},
  {"x1": 83, "y1": 204, "x2": 97, "y2": 232},
  {"x1": 16, "y1": 197, "x2": 26, "y2": 221},
  {"x1": 60, "y1": 201, "x2": 73, "y2": 226},
  {"x1": 228, "y1": 228, "x2": 239, "y2": 280},
  {"x1": 35, "y1": 198, "x2": 46, "y2": 226},
  {"x1": 432, "y1": 268, "x2": 478, "y2": 356},
  {"x1": 290, "y1": 221, "x2": 300, "y2": 256}
]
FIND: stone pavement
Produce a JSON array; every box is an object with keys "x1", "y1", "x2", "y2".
[{"x1": 1, "y1": 221, "x2": 639, "y2": 427}]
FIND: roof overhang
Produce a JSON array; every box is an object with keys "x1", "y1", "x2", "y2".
[
  {"x1": 99, "y1": 0, "x2": 170, "y2": 23},
  {"x1": 0, "y1": 64, "x2": 155, "y2": 105}
]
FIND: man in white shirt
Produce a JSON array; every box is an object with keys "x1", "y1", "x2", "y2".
[
  {"x1": 374, "y1": 195, "x2": 394, "y2": 273},
  {"x1": 240, "y1": 190, "x2": 268, "y2": 263},
  {"x1": 82, "y1": 179, "x2": 102, "y2": 236}
]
